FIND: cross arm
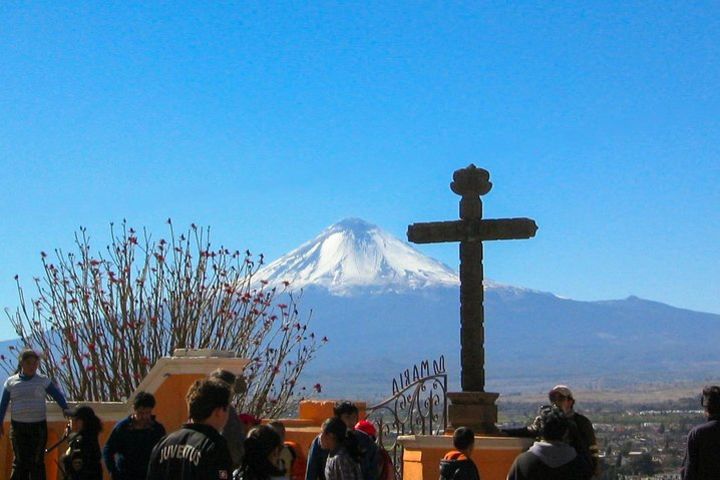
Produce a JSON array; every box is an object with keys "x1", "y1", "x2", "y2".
[{"x1": 407, "y1": 218, "x2": 538, "y2": 244}]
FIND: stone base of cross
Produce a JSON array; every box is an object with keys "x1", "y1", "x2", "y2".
[
  {"x1": 447, "y1": 392, "x2": 500, "y2": 434},
  {"x1": 408, "y1": 165, "x2": 538, "y2": 434}
]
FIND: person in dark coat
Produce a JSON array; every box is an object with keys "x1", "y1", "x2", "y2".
[
  {"x1": 210, "y1": 369, "x2": 248, "y2": 470},
  {"x1": 61, "y1": 406, "x2": 103, "y2": 480},
  {"x1": 438, "y1": 427, "x2": 480, "y2": 480},
  {"x1": 146, "y1": 379, "x2": 233, "y2": 480},
  {"x1": 681, "y1": 385, "x2": 720, "y2": 480},
  {"x1": 507, "y1": 406, "x2": 592, "y2": 480},
  {"x1": 102, "y1": 391, "x2": 166, "y2": 480}
]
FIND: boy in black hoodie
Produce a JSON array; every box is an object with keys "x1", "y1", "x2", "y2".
[{"x1": 439, "y1": 427, "x2": 481, "y2": 480}]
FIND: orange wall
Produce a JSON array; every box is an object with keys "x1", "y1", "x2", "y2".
[
  {"x1": 402, "y1": 441, "x2": 527, "y2": 480},
  {"x1": 1, "y1": 372, "x2": 204, "y2": 479},
  {"x1": 1, "y1": 418, "x2": 121, "y2": 480},
  {"x1": 12, "y1": 398, "x2": 365, "y2": 478}
]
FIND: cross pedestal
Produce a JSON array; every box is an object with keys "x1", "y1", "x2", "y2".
[{"x1": 407, "y1": 165, "x2": 537, "y2": 434}]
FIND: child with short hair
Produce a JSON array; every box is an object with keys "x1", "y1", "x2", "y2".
[{"x1": 439, "y1": 427, "x2": 480, "y2": 480}]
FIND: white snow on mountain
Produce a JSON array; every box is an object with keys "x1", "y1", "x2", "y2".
[{"x1": 256, "y1": 218, "x2": 461, "y2": 295}]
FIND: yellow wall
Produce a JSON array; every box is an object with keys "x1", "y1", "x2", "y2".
[
  {"x1": 274, "y1": 399, "x2": 368, "y2": 461},
  {"x1": 0, "y1": 374, "x2": 226, "y2": 479},
  {"x1": 400, "y1": 435, "x2": 532, "y2": 480},
  {"x1": 1, "y1": 417, "x2": 122, "y2": 480},
  {"x1": 2, "y1": 391, "x2": 528, "y2": 480}
]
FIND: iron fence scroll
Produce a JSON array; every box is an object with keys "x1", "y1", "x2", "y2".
[{"x1": 365, "y1": 356, "x2": 448, "y2": 480}]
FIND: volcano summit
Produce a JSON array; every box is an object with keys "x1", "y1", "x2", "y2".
[{"x1": 256, "y1": 218, "x2": 459, "y2": 295}]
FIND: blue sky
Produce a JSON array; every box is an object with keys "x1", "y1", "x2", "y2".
[{"x1": 1, "y1": 2, "x2": 718, "y2": 339}]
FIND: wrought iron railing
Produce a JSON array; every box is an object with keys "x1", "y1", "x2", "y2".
[{"x1": 365, "y1": 356, "x2": 448, "y2": 480}]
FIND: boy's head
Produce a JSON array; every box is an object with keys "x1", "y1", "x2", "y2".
[
  {"x1": 355, "y1": 420, "x2": 377, "y2": 439},
  {"x1": 269, "y1": 420, "x2": 287, "y2": 441},
  {"x1": 132, "y1": 391, "x2": 157, "y2": 427},
  {"x1": 702, "y1": 385, "x2": 720, "y2": 416},
  {"x1": 539, "y1": 406, "x2": 569, "y2": 441},
  {"x1": 452, "y1": 427, "x2": 475, "y2": 453},
  {"x1": 333, "y1": 401, "x2": 359, "y2": 428},
  {"x1": 548, "y1": 385, "x2": 575, "y2": 413},
  {"x1": 18, "y1": 349, "x2": 40, "y2": 376},
  {"x1": 209, "y1": 369, "x2": 246, "y2": 394},
  {"x1": 186, "y1": 379, "x2": 231, "y2": 430}
]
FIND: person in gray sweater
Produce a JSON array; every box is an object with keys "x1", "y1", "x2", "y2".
[{"x1": 0, "y1": 349, "x2": 71, "y2": 480}]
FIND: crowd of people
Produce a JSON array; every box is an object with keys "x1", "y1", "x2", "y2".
[{"x1": 1, "y1": 348, "x2": 718, "y2": 480}]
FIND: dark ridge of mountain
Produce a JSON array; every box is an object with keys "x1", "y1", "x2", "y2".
[{"x1": 292, "y1": 284, "x2": 720, "y2": 398}]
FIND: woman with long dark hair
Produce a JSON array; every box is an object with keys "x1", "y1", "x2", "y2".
[
  {"x1": 61, "y1": 405, "x2": 103, "y2": 480},
  {"x1": 320, "y1": 417, "x2": 362, "y2": 480},
  {"x1": 234, "y1": 425, "x2": 286, "y2": 480}
]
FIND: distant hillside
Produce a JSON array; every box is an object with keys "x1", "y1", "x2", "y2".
[
  {"x1": 256, "y1": 219, "x2": 720, "y2": 399},
  {"x1": 3, "y1": 218, "x2": 718, "y2": 402}
]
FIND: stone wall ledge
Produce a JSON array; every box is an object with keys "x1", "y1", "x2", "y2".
[
  {"x1": 45, "y1": 401, "x2": 129, "y2": 422},
  {"x1": 398, "y1": 434, "x2": 533, "y2": 451}
]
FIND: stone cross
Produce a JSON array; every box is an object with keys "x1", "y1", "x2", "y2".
[{"x1": 407, "y1": 165, "x2": 537, "y2": 393}]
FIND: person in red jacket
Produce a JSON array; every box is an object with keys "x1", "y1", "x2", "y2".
[{"x1": 354, "y1": 421, "x2": 393, "y2": 480}]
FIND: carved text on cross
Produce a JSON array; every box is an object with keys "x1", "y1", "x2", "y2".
[{"x1": 407, "y1": 164, "x2": 537, "y2": 392}]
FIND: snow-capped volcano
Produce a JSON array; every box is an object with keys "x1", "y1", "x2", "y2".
[{"x1": 256, "y1": 218, "x2": 459, "y2": 295}]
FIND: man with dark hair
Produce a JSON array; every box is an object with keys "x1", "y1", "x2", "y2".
[
  {"x1": 147, "y1": 379, "x2": 233, "y2": 480},
  {"x1": 306, "y1": 401, "x2": 379, "y2": 480},
  {"x1": 681, "y1": 385, "x2": 720, "y2": 479},
  {"x1": 103, "y1": 391, "x2": 166, "y2": 480},
  {"x1": 208, "y1": 369, "x2": 246, "y2": 469},
  {"x1": 507, "y1": 406, "x2": 592, "y2": 480},
  {"x1": 439, "y1": 427, "x2": 480, "y2": 480},
  {"x1": 0, "y1": 348, "x2": 71, "y2": 480}
]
